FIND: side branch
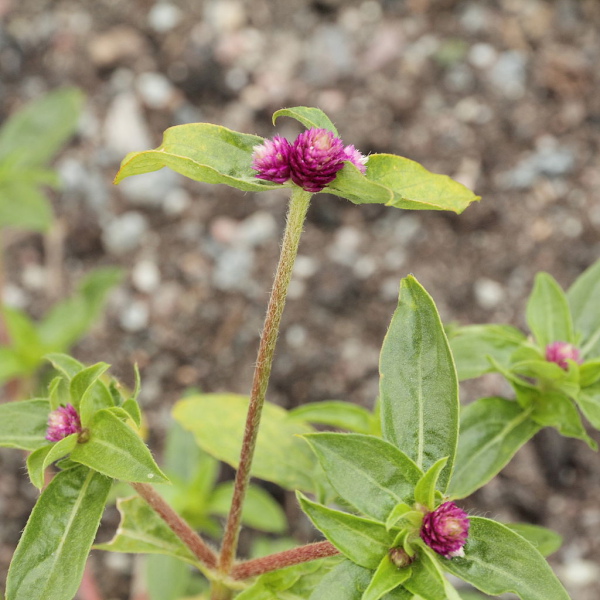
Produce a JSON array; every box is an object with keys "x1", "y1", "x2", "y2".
[
  {"x1": 231, "y1": 541, "x2": 339, "y2": 580},
  {"x1": 132, "y1": 482, "x2": 218, "y2": 569}
]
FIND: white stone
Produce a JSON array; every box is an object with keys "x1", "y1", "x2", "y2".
[
  {"x1": 132, "y1": 260, "x2": 161, "y2": 294},
  {"x1": 148, "y1": 2, "x2": 183, "y2": 33},
  {"x1": 136, "y1": 71, "x2": 175, "y2": 109},
  {"x1": 102, "y1": 212, "x2": 148, "y2": 255},
  {"x1": 474, "y1": 278, "x2": 505, "y2": 310},
  {"x1": 120, "y1": 300, "x2": 150, "y2": 332},
  {"x1": 103, "y1": 92, "x2": 152, "y2": 158},
  {"x1": 238, "y1": 211, "x2": 278, "y2": 247}
]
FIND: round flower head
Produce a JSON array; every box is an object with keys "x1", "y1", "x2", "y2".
[
  {"x1": 288, "y1": 128, "x2": 347, "y2": 193},
  {"x1": 46, "y1": 403, "x2": 82, "y2": 442},
  {"x1": 251, "y1": 136, "x2": 292, "y2": 184},
  {"x1": 420, "y1": 501, "x2": 470, "y2": 559},
  {"x1": 545, "y1": 341, "x2": 582, "y2": 370}
]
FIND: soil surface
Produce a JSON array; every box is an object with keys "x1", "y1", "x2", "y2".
[{"x1": 1, "y1": 0, "x2": 599, "y2": 598}]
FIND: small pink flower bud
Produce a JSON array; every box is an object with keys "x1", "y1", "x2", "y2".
[
  {"x1": 420, "y1": 501, "x2": 469, "y2": 559},
  {"x1": 46, "y1": 404, "x2": 82, "y2": 442},
  {"x1": 251, "y1": 135, "x2": 292, "y2": 184},
  {"x1": 545, "y1": 341, "x2": 582, "y2": 370}
]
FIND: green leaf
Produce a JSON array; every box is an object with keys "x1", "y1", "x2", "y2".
[
  {"x1": 443, "y1": 517, "x2": 570, "y2": 600},
  {"x1": 0, "y1": 87, "x2": 84, "y2": 168},
  {"x1": 145, "y1": 554, "x2": 191, "y2": 600},
  {"x1": 530, "y1": 390, "x2": 596, "y2": 449},
  {"x1": 115, "y1": 124, "x2": 281, "y2": 192},
  {"x1": 70, "y1": 409, "x2": 169, "y2": 483},
  {"x1": 297, "y1": 492, "x2": 395, "y2": 569},
  {"x1": 310, "y1": 560, "x2": 373, "y2": 600},
  {"x1": 303, "y1": 433, "x2": 422, "y2": 522},
  {"x1": 0, "y1": 346, "x2": 24, "y2": 383},
  {"x1": 379, "y1": 276, "x2": 459, "y2": 492},
  {"x1": 504, "y1": 523, "x2": 563, "y2": 557},
  {"x1": 579, "y1": 360, "x2": 600, "y2": 388},
  {"x1": 289, "y1": 401, "x2": 374, "y2": 434},
  {"x1": 48, "y1": 376, "x2": 70, "y2": 411},
  {"x1": 38, "y1": 267, "x2": 123, "y2": 351},
  {"x1": 575, "y1": 384, "x2": 600, "y2": 429},
  {"x1": 26, "y1": 434, "x2": 78, "y2": 489},
  {"x1": 6, "y1": 465, "x2": 111, "y2": 600},
  {"x1": 0, "y1": 398, "x2": 50, "y2": 450},
  {"x1": 448, "y1": 325, "x2": 526, "y2": 381},
  {"x1": 272, "y1": 107, "x2": 339, "y2": 136},
  {"x1": 331, "y1": 154, "x2": 480, "y2": 214},
  {"x1": 95, "y1": 496, "x2": 199, "y2": 565},
  {"x1": 363, "y1": 555, "x2": 411, "y2": 600},
  {"x1": 208, "y1": 482, "x2": 287, "y2": 533},
  {"x1": 413, "y1": 457, "x2": 448, "y2": 511},
  {"x1": 567, "y1": 258, "x2": 600, "y2": 356},
  {"x1": 69, "y1": 362, "x2": 110, "y2": 411},
  {"x1": 0, "y1": 180, "x2": 54, "y2": 231},
  {"x1": 173, "y1": 394, "x2": 316, "y2": 491},
  {"x1": 403, "y1": 550, "x2": 460, "y2": 600},
  {"x1": 1, "y1": 306, "x2": 44, "y2": 371},
  {"x1": 326, "y1": 162, "x2": 393, "y2": 206},
  {"x1": 448, "y1": 397, "x2": 541, "y2": 499},
  {"x1": 526, "y1": 273, "x2": 574, "y2": 349},
  {"x1": 45, "y1": 353, "x2": 84, "y2": 379}
]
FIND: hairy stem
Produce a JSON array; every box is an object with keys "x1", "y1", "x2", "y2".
[
  {"x1": 232, "y1": 541, "x2": 339, "y2": 580},
  {"x1": 218, "y1": 188, "x2": 312, "y2": 579},
  {"x1": 132, "y1": 482, "x2": 218, "y2": 569}
]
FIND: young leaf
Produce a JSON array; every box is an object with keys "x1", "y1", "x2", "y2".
[
  {"x1": 95, "y1": 496, "x2": 199, "y2": 566},
  {"x1": 309, "y1": 560, "x2": 373, "y2": 600},
  {"x1": 362, "y1": 555, "x2": 412, "y2": 600},
  {"x1": 504, "y1": 523, "x2": 563, "y2": 557},
  {"x1": 448, "y1": 397, "x2": 541, "y2": 499},
  {"x1": 6, "y1": 465, "x2": 111, "y2": 600},
  {"x1": 303, "y1": 433, "x2": 423, "y2": 522},
  {"x1": 115, "y1": 124, "x2": 282, "y2": 192},
  {"x1": 579, "y1": 360, "x2": 600, "y2": 388},
  {"x1": 173, "y1": 394, "x2": 316, "y2": 491},
  {"x1": 380, "y1": 276, "x2": 459, "y2": 492},
  {"x1": 208, "y1": 482, "x2": 287, "y2": 533},
  {"x1": 526, "y1": 272, "x2": 574, "y2": 349},
  {"x1": 443, "y1": 517, "x2": 570, "y2": 600},
  {"x1": 448, "y1": 324, "x2": 527, "y2": 381},
  {"x1": 46, "y1": 353, "x2": 84, "y2": 379},
  {"x1": 567, "y1": 258, "x2": 600, "y2": 357},
  {"x1": 1, "y1": 307, "x2": 43, "y2": 370},
  {"x1": 576, "y1": 384, "x2": 600, "y2": 429},
  {"x1": 272, "y1": 107, "x2": 339, "y2": 136},
  {"x1": 297, "y1": 492, "x2": 395, "y2": 569},
  {"x1": 69, "y1": 362, "x2": 110, "y2": 409},
  {"x1": 289, "y1": 401, "x2": 374, "y2": 434},
  {"x1": 413, "y1": 457, "x2": 448, "y2": 510},
  {"x1": 0, "y1": 181, "x2": 54, "y2": 231},
  {"x1": 402, "y1": 549, "x2": 460, "y2": 600},
  {"x1": 79, "y1": 378, "x2": 116, "y2": 426},
  {"x1": 26, "y1": 434, "x2": 78, "y2": 489},
  {"x1": 0, "y1": 398, "x2": 50, "y2": 450},
  {"x1": 144, "y1": 554, "x2": 191, "y2": 600},
  {"x1": 70, "y1": 409, "x2": 169, "y2": 483}
]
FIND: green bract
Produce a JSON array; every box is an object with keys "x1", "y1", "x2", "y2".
[{"x1": 115, "y1": 106, "x2": 480, "y2": 214}]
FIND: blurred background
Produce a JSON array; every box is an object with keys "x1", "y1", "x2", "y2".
[{"x1": 0, "y1": 0, "x2": 599, "y2": 598}]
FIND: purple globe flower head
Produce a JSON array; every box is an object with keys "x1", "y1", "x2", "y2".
[
  {"x1": 420, "y1": 501, "x2": 470, "y2": 559},
  {"x1": 251, "y1": 135, "x2": 292, "y2": 184},
  {"x1": 545, "y1": 341, "x2": 582, "y2": 370},
  {"x1": 46, "y1": 403, "x2": 82, "y2": 442},
  {"x1": 343, "y1": 144, "x2": 368, "y2": 174},
  {"x1": 288, "y1": 128, "x2": 348, "y2": 193}
]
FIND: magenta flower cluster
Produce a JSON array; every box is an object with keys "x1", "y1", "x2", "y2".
[
  {"x1": 251, "y1": 128, "x2": 368, "y2": 193},
  {"x1": 420, "y1": 501, "x2": 470, "y2": 559},
  {"x1": 46, "y1": 403, "x2": 82, "y2": 442},
  {"x1": 545, "y1": 341, "x2": 582, "y2": 370}
]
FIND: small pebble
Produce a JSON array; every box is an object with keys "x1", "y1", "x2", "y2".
[
  {"x1": 148, "y1": 2, "x2": 182, "y2": 33},
  {"x1": 120, "y1": 300, "x2": 150, "y2": 332},
  {"x1": 132, "y1": 260, "x2": 161, "y2": 294},
  {"x1": 474, "y1": 278, "x2": 505, "y2": 310},
  {"x1": 102, "y1": 212, "x2": 148, "y2": 255}
]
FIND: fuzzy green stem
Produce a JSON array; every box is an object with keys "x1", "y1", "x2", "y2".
[{"x1": 217, "y1": 188, "x2": 312, "y2": 584}]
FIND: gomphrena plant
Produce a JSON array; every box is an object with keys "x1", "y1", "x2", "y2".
[{"x1": 0, "y1": 106, "x2": 578, "y2": 600}]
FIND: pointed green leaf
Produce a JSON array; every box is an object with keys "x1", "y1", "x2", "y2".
[
  {"x1": 272, "y1": 107, "x2": 339, "y2": 136},
  {"x1": 0, "y1": 346, "x2": 24, "y2": 383},
  {"x1": 327, "y1": 154, "x2": 480, "y2": 213},
  {"x1": 303, "y1": 433, "x2": 422, "y2": 521},
  {"x1": 95, "y1": 496, "x2": 199, "y2": 565},
  {"x1": 448, "y1": 397, "x2": 541, "y2": 499},
  {"x1": 567, "y1": 258, "x2": 600, "y2": 356},
  {"x1": 6, "y1": 465, "x2": 111, "y2": 600},
  {"x1": 385, "y1": 504, "x2": 414, "y2": 531},
  {"x1": 413, "y1": 457, "x2": 448, "y2": 510},
  {"x1": 27, "y1": 434, "x2": 78, "y2": 489},
  {"x1": 45, "y1": 353, "x2": 84, "y2": 379},
  {"x1": 326, "y1": 162, "x2": 394, "y2": 205},
  {"x1": 48, "y1": 376, "x2": 70, "y2": 411},
  {"x1": 310, "y1": 560, "x2": 372, "y2": 600},
  {"x1": 403, "y1": 550, "x2": 460, "y2": 600},
  {"x1": 575, "y1": 384, "x2": 600, "y2": 429},
  {"x1": 448, "y1": 324, "x2": 526, "y2": 381},
  {"x1": 297, "y1": 492, "x2": 394, "y2": 569},
  {"x1": 289, "y1": 401, "x2": 374, "y2": 434},
  {"x1": 526, "y1": 273, "x2": 574, "y2": 349},
  {"x1": 173, "y1": 394, "x2": 316, "y2": 491},
  {"x1": 504, "y1": 523, "x2": 562, "y2": 557},
  {"x1": 1, "y1": 307, "x2": 43, "y2": 369},
  {"x1": 69, "y1": 362, "x2": 110, "y2": 410},
  {"x1": 144, "y1": 554, "x2": 191, "y2": 600},
  {"x1": 209, "y1": 483, "x2": 287, "y2": 533},
  {"x1": 122, "y1": 397, "x2": 142, "y2": 428},
  {"x1": 79, "y1": 378, "x2": 115, "y2": 426},
  {"x1": 363, "y1": 555, "x2": 411, "y2": 600},
  {"x1": 115, "y1": 123, "x2": 282, "y2": 192},
  {"x1": 0, "y1": 398, "x2": 50, "y2": 450},
  {"x1": 0, "y1": 181, "x2": 54, "y2": 231},
  {"x1": 380, "y1": 276, "x2": 459, "y2": 491},
  {"x1": 443, "y1": 517, "x2": 570, "y2": 600},
  {"x1": 579, "y1": 360, "x2": 600, "y2": 388},
  {"x1": 70, "y1": 409, "x2": 168, "y2": 483}
]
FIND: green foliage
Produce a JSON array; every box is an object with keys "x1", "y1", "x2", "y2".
[
  {"x1": 289, "y1": 401, "x2": 376, "y2": 435},
  {"x1": 0, "y1": 398, "x2": 50, "y2": 450},
  {"x1": 0, "y1": 87, "x2": 84, "y2": 232},
  {"x1": 6, "y1": 466, "x2": 111, "y2": 600}
]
